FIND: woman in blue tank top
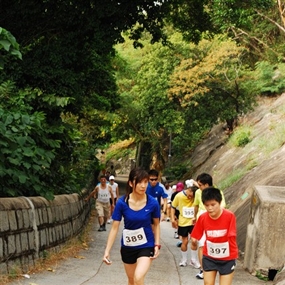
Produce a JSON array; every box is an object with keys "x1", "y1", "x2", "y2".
[{"x1": 103, "y1": 168, "x2": 161, "y2": 285}]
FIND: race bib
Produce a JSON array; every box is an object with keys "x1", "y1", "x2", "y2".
[
  {"x1": 206, "y1": 240, "x2": 230, "y2": 258},
  {"x1": 123, "y1": 227, "x2": 147, "y2": 246},
  {"x1": 182, "y1": 206, "x2": 194, "y2": 218}
]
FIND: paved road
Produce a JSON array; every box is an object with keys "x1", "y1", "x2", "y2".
[
  {"x1": 8, "y1": 221, "x2": 271, "y2": 285},
  {"x1": 9, "y1": 175, "x2": 272, "y2": 285}
]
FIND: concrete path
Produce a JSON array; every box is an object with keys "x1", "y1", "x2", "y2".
[{"x1": 8, "y1": 214, "x2": 272, "y2": 285}]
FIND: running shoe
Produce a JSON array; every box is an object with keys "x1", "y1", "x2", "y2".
[
  {"x1": 189, "y1": 259, "x2": 200, "y2": 269},
  {"x1": 196, "y1": 270, "x2": 204, "y2": 279},
  {"x1": 174, "y1": 231, "x2": 179, "y2": 239},
  {"x1": 176, "y1": 240, "x2": 182, "y2": 247},
  {"x1": 179, "y1": 260, "x2": 187, "y2": 267}
]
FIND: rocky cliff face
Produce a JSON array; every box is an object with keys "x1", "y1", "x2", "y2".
[{"x1": 183, "y1": 93, "x2": 285, "y2": 256}]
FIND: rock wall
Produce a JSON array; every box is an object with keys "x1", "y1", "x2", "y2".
[
  {"x1": 0, "y1": 194, "x2": 90, "y2": 274},
  {"x1": 244, "y1": 185, "x2": 285, "y2": 273}
]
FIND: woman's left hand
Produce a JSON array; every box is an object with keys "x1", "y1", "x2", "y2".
[{"x1": 150, "y1": 246, "x2": 160, "y2": 259}]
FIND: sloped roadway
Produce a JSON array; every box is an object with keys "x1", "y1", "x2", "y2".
[{"x1": 9, "y1": 175, "x2": 271, "y2": 285}]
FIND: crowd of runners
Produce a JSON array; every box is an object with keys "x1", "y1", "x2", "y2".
[{"x1": 86, "y1": 168, "x2": 238, "y2": 285}]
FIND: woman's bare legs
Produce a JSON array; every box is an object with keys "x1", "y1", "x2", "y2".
[{"x1": 123, "y1": 256, "x2": 152, "y2": 285}]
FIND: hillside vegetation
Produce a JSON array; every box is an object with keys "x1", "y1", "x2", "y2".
[{"x1": 169, "y1": 93, "x2": 285, "y2": 255}]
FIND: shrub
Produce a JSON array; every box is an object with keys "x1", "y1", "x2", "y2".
[{"x1": 229, "y1": 126, "x2": 252, "y2": 147}]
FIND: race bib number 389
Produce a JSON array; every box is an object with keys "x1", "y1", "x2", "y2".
[
  {"x1": 206, "y1": 240, "x2": 230, "y2": 258},
  {"x1": 123, "y1": 227, "x2": 147, "y2": 246}
]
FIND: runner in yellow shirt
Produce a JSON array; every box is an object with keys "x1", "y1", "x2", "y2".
[{"x1": 171, "y1": 184, "x2": 200, "y2": 268}]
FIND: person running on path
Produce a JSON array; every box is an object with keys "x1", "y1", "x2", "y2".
[
  {"x1": 107, "y1": 175, "x2": 120, "y2": 224},
  {"x1": 191, "y1": 187, "x2": 238, "y2": 285},
  {"x1": 103, "y1": 168, "x2": 161, "y2": 285},
  {"x1": 85, "y1": 175, "x2": 114, "y2": 231},
  {"x1": 146, "y1": 169, "x2": 168, "y2": 221},
  {"x1": 164, "y1": 182, "x2": 173, "y2": 221},
  {"x1": 193, "y1": 173, "x2": 226, "y2": 279},
  {"x1": 171, "y1": 185, "x2": 200, "y2": 267}
]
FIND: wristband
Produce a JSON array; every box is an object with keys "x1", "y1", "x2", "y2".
[{"x1": 155, "y1": 244, "x2": 161, "y2": 249}]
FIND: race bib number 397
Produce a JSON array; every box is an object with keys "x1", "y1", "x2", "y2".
[
  {"x1": 206, "y1": 240, "x2": 230, "y2": 258},
  {"x1": 123, "y1": 227, "x2": 147, "y2": 246}
]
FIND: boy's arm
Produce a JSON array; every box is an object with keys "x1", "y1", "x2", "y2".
[
  {"x1": 193, "y1": 205, "x2": 199, "y2": 223},
  {"x1": 170, "y1": 207, "x2": 178, "y2": 229}
]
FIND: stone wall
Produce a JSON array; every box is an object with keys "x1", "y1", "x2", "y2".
[
  {"x1": 0, "y1": 194, "x2": 90, "y2": 274},
  {"x1": 244, "y1": 185, "x2": 285, "y2": 274}
]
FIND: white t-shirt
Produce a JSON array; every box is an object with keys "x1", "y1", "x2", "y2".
[
  {"x1": 164, "y1": 187, "x2": 173, "y2": 203},
  {"x1": 109, "y1": 182, "x2": 118, "y2": 198}
]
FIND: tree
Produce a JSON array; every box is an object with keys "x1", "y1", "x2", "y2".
[
  {"x1": 168, "y1": 36, "x2": 255, "y2": 131},
  {"x1": 114, "y1": 32, "x2": 200, "y2": 169},
  {"x1": 166, "y1": 0, "x2": 283, "y2": 61},
  {"x1": 0, "y1": 0, "x2": 177, "y2": 197}
]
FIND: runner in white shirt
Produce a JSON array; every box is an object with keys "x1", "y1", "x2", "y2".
[{"x1": 108, "y1": 175, "x2": 120, "y2": 223}]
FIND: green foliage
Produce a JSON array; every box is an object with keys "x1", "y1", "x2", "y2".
[
  {"x1": 106, "y1": 148, "x2": 135, "y2": 161},
  {"x1": 217, "y1": 169, "x2": 247, "y2": 191},
  {"x1": 114, "y1": 33, "x2": 190, "y2": 165},
  {"x1": 0, "y1": 81, "x2": 89, "y2": 199},
  {"x1": 252, "y1": 61, "x2": 285, "y2": 96},
  {"x1": 166, "y1": 0, "x2": 283, "y2": 62},
  {"x1": 166, "y1": 0, "x2": 212, "y2": 44},
  {"x1": 256, "y1": 270, "x2": 269, "y2": 281},
  {"x1": 229, "y1": 126, "x2": 252, "y2": 147},
  {"x1": 169, "y1": 36, "x2": 256, "y2": 131},
  {"x1": 0, "y1": 27, "x2": 22, "y2": 69},
  {"x1": 0, "y1": 0, "x2": 182, "y2": 116},
  {"x1": 163, "y1": 164, "x2": 188, "y2": 180}
]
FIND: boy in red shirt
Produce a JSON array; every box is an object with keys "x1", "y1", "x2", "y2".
[{"x1": 191, "y1": 187, "x2": 238, "y2": 285}]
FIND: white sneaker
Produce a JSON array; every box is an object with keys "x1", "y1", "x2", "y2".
[
  {"x1": 179, "y1": 260, "x2": 187, "y2": 267},
  {"x1": 196, "y1": 270, "x2": 204, "y2": 279},
  {"x1": 189, "y1": 259, "x2": 200, "y2": 269},
  {"x1": 174, "y1": 232, "x2": 179, "y2": 239},
  {"x1": 107, "y1": 219, "x2": 112, "y2": 224}
]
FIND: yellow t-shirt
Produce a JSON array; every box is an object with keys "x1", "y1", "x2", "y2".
[
  {"x1": 172, "y1": 191, "x2": 195, "y2": 227},
  {"x1": 193, "y1": 188, "x2": 226, "y2": 218}
]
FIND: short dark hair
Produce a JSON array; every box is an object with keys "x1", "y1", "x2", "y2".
[
  {"x1": 202, "y1": 187, "x2": 222, "y2": 204},
  {"x1": 148, "y1": 169, "x2": 159, "y2": 177},
  {"x1": 196, "y1": 173, "x2": 213, "y2": 186}
]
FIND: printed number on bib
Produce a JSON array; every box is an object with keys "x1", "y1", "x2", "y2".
[
  {"x1": 182, "y1": 206, "x2": 194, "y2": 218},
  {"x1": 206, "y1": 241, "x2": 230, "y2": 258},
  {"x1": 123, "y1": 227, "x2": 147, "y2": 246}
]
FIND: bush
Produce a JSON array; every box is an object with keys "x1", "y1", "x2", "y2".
[
  {"x1": 229, "y1": 126, "x2": 252, "y2": 147},
  {"x1": 253, "y1": 61, "x2": 285, "y2": 96}
]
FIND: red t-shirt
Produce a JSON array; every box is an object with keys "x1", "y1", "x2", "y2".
[{"x1": 191, "y1": 209, "x2": 238, "y2": 260}]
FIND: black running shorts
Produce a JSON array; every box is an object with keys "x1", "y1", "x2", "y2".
[
  {"x1": 121, "y1": 247, "x2": 154, "y2": 264},
  {"x1": 202, "y1": 255, "x2": 237, "y2": 275}
]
